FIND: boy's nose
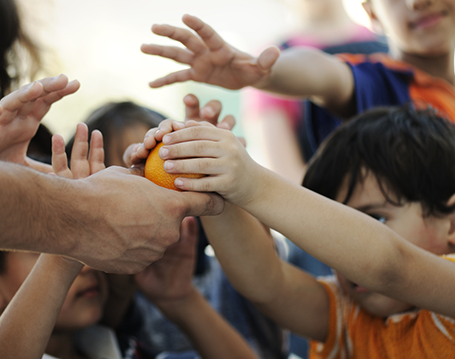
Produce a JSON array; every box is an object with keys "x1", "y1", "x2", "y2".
[{"x1": 405, "y1": 0, "x2": 433, "y2": 11}]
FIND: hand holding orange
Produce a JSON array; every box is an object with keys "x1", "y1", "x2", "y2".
[{"x1": 144, "y1": 142, "x2": 204, "y2": 191}]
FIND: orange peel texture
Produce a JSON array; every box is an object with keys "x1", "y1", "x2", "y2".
[{"x1": 144, "y1": 142, "x2": 204, "y2": 191}]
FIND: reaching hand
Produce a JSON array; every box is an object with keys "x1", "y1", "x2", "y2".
[
  {"x1": 141, "y1": 14, "x2": 280, "y2": 90},
  {"x1": 156, "y1": 120, "x2": 260, "y2": 205},
  {"x1": 51, "y1": 122, "x2": 105, "y2": 179},
  {"x1": 0, "y1": 75, "x2": 80, "y2": 171},
  {"x1": 124, "y1": 93, "x2": 234, "y2": 167},
  {"x1": 134, "y1": 216, "x2": 199, "y2": 303}
]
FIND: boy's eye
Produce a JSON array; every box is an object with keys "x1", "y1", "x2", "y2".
[{"x1": 368, "y1": 214, "x2": 387, "y2": 224}]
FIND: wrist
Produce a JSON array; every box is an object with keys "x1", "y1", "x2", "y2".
[{"x1": 153, "y1": 287, "x2": 200, "y2": 322}]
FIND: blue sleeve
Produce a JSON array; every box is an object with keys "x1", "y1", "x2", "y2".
[{"x1": 300, "y1": 61, "x2": 413, "y2": 161}]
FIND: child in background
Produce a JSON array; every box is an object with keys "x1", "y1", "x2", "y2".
[
  {"x1": 70, "y1": 99, "x2": 288, "y2": 359},
  {"x1": 141, "y1": 0, "x2": 455, "y2": 155},
  {"x1": 247, "y1": 0, "x2": 386, "y2": 185},
  {"x1": 0, "y1": 121, "x2": 260, "y2": 359},
  {"x1": 136, "y1": 104, "x2": 455, "y2": 358}
]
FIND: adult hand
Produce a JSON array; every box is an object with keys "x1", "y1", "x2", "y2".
[
  {"x1": 0, "y1": 75, "x2": 80, "y2": 171},
  {"x1": 141, "y1": 14, "x2": 280, "y2": 90},
  {"x1": 66, "y1": 166, "x2": 224, "y2": 274}
]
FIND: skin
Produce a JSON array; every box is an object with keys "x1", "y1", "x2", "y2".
[
  {"x1": 142, "y1": 1, "x2": 455, "y2": 118},
  {"x1": 0, "y1": 81, "x2": 224, "y2": 274},
  {"x1": 0, "y1": 121, "x2": 258, "y2": 359},
  {"x1": 132, "y1": 121, "x2": 455, "y2": 344}
]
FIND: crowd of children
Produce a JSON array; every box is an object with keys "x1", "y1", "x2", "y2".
[{"x1": 0, "y1": 0, "x2": 455, "y2": 358}]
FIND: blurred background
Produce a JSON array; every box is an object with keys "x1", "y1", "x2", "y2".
[{"x1": 17, "y1": 0, "x2": 371, "y2": 159}]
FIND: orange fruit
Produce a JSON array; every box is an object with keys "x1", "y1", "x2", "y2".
[{"x1": 144, "y1": 142, "x2": 204, "y2": 191}]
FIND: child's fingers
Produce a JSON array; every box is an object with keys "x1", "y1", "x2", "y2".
[
  {"x1": 123, "y1": 143, "x2": 142, "y2": 167},
  {"x1": 182, "y1": 14, "x2": 226, "y2": 53},
  {"x1": 151, "y1": 22, "x2": 206, "y2": 55},
  {"x1": 141, "y1": 43, "x2": 194, "y2": 65},
  {"x1": 217, "y1": 114, "x2": 236, "y2": 130},
  {"x1": 162, "y1": 125, "x2": 226, "y2": 145},
  {"x1": 183, "y1": 94, "x2": 201, "y2": 120},
  {"x1": 88, "y1": 130, "x2": 105, "y2": 174},
  {"x1": 174, "y1": 176, "x2": 215, "y2": 193},
  {"x1": 257, "y1": 46, "x2": 281, "y2": 71},
  {"x1": 51, "y1": 134, "x2": 73, "y2": 179},
  {"x1": 32, "y1": 80, "x2": 80, "y2": 120},
  {"x1": 155, "y1": 119, "x2": 184, "y2": 142},
  {"x1": 0, "y1": 82, "x2": 43, "y2": 121},
  {"x1": 70, "y1": 123, "x2": 91, "y2": 179},
  {"x1": 148, "y1": 69, "x2": 193, "y2": 88},
  {"x1": 200, "y1": 100, "x2": 222, "y2": 125}
]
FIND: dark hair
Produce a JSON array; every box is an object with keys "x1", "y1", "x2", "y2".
[
  {"x1": 27, "y1": 123, "x2": 53, "y2": 165},
  {"x1": 66, "y1": 101, "x2": 166, "y2": 166},
  {"x1": 303, "y1": 105, "x2": 455, "y2": 217},
  {"x1": 0, "y1": 0, "x2": 42, "y2": 97}
]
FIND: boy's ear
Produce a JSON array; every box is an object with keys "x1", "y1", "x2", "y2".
[{"x1": 362, "y1": 1, "x2": 384, "y2": 35}]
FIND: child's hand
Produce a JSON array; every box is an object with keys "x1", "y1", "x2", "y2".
[
  {"x1": 141, "y1": 14, "x2": 280, "y2": 90},
  {"x1": 159, "y1": 121, "x2": 260, "y2": 206},
  {"x1": 0, "y1": 75, "x2": 80, "y2": 171},
  {"x1": 52, "y1": 122, "x2": 105, "y2": 179},
  {"x1": 123, "y1": 93, "x2": 231, "y2": 168},
  {"x1": 134, "y1": 216, "x2": 199, "y2": 304}
]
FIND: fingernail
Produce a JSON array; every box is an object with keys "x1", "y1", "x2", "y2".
[
  {"x1": 160, "y1": 147, "x2": 169, "y2": 157},
  {"x1": 164, "y1": 161, "x2": 174, "y2": 170},
  {"x1": 162, "y1": 135, "x2": 170, "y2": 144},
  {"x1": 175, "y1": 179, "x2": 184, "y2": 187}
]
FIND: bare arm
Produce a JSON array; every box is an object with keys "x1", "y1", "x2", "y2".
[
  {"x1": 136, "y1": 216, "x2": 259, "y2": 359},
  {"x1": 142, "y1": 15, "x2": 354, "y2": 117},
  {"x1": 0, "y1": 161, "x2": 223, "y2": 274},
  {"x1": 0, "y1": 255, "x2": 82, "y2": 359},
  {"x1": 201, "y1": 204, "x2": 330, "y2": 342},
  {"x1": 155, "y1": 288, "x2": 260, "y2": 359},
  {"x1": 158, "y1": 124, "x2": 455, "y2": 319}
]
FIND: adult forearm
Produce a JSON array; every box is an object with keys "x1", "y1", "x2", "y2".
[{"x1": 0, "y1": 162, "x2": 79, "y2": 255}]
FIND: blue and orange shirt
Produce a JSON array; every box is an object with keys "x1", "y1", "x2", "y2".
[{"x1": 301, "y1": 53, "x2": 455, "y2": 160}]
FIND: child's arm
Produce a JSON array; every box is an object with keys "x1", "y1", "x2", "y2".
[
  {"x1": 142, "y1": 15, "x2": 354, "y2": 116},
  {"x1": 0, "y1": 123, "x2": 103, "y2": 359},
  {"x1": 0, "y1": 75, "x2": 80, "y2": 172},
  {"x1": 0, "y1": 255, "x2": 83, "y2": 359},
  {"x1": 135, "y1": 216, "x2": 260, "y2": 359},
  {"x1": 158, "y1": 123, "x2": 455, "y2": 319}
]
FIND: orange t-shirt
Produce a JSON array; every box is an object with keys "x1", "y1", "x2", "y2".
[{"x1": 310, "y1": 254, "x2": 455, "y2": 359}]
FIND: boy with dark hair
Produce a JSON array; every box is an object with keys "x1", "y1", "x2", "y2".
[{"x1": 143, "y1": 104, "x2": 455, "y2": 358}]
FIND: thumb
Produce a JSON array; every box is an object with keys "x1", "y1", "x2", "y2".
[
  {"x1": 181, "y1": 192, "x2": 224, "y2": 217},
  {"x1": 257, "y1": 46, "x2": 280, "y2": 71}
]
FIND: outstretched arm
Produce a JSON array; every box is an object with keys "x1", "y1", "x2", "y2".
[
  {"x1": 136, "y1": 216, "x2": 260, "y2": 359},
  {"x1": 142, "y1": 14, "x2": 354, "y2": 115},
  {"x1": 155, "y1": 123, "x2": 455, "y2": 319},
  {"x1": 0, "y1": 254, "x2": 83, "y2": 359}
]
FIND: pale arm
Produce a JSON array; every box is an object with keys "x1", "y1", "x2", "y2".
[{"x1": 158, "y1": 124, "x2": 455, "y2": 319}]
